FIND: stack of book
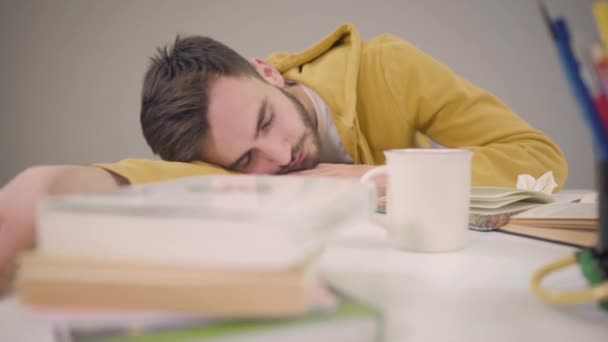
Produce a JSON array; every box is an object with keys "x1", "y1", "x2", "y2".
[
  {"x1": 15, "y1": 175, "x2": 381, "y2": 342},
  {"x1": 466, "y1": 185, "x2": 598, "y2": 247},
  {"x1": 500, "y1": 198, "x2": 598, "y2": 247}
]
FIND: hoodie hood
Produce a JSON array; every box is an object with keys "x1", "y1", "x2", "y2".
[{"x1": 265, "y1": 23, "x2": 373, "y2": 163}]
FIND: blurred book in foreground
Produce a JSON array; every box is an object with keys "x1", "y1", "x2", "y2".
[
  {"x1": 38, "y1": 299, "x2": 381, "y2": 342},
  {"x1": 16, "y1": 175, "x2": 379, "y2": 341},
  {"x1": 34, "y1": 175, "x2": 375, "y2": 270},
  {"x1": 16, "y1": 253, "x2": 333, "y2": 317}
]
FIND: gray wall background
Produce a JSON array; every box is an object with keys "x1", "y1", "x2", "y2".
[{"x1": 0, "y1": 0, "x2": 598, "y2": 188}]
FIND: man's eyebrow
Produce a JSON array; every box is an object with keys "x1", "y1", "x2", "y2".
[
  {"x1": 228, "y1": 97, "x2": 268, "y2": 170},
  {"x1": 254, "y1": 97, "x2": 268, "y2": 139}
]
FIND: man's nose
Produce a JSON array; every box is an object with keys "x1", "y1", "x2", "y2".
[{"x1": 259, "y1": 139, "x2": 292, "y2": 167}]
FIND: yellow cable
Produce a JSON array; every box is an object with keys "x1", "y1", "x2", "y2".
[{"x1": 530, "y1": 254, "x2": 608, "y2": 305}]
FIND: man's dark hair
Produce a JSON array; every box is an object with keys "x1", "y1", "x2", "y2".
[{"x1": 140, "y1": 35, "x2": 260, "y2": 161}]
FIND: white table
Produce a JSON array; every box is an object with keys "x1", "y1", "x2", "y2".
[
  {"x1": 1, "y1": 223, "x2": 607, "y2": 342},
  {"x1": 320, "y1": 222, "x2": 608, "y2": 342}
]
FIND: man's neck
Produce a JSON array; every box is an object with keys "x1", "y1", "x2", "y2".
[{"x1": 285, "y1": 83, "x2": 318, "y2": 130}]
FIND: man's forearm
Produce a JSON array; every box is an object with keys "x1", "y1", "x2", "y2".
[{"x1": 0, "y1": 165, "x2": 128, "y2": 296}]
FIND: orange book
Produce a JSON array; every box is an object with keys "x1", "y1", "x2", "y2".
[
  {"x1": 16, "y1": 253, "x2": 333, "y2": 318},
  {"x1": 499, "y1": 224, "x2": 597, "y2": 247}
]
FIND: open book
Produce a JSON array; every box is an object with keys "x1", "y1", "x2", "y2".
[
  {"x1": 469, "y1": 187, "x2": 555, "y2": 216},
  {"x1": 466, "y1": 187, "x2": 554, "y2": 231}
]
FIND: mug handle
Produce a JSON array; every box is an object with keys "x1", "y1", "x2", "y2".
[
  {"x1": 360, "y1": 166, "x2": 390, "y2": 229},
  {"x1": 360, "y1": 165, "x2": 388, "y2": 184}
]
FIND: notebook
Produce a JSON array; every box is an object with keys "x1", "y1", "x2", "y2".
[
  {"x1": 498, "y1": 198, "x2": 599, "y2": 247},
  {"x1": 508, "y1": 201, "x2": 598, "y2": 230},
  {"x1": 498, "y1": 224, "x2": 597, "y2": 248}
]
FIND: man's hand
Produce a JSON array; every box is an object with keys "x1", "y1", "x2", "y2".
[
  {"x1": 289, "y1": 163, "x2": 386, "y2": 195},
  {"x1": 0, "y1": 166, "x2": 126, "y2": 296},
  {"x1": 0, "y1": 167, "x2": 59, "y2": 294}
]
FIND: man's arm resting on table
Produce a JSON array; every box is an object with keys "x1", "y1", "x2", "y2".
[
  {"x1": 0, "y1": 165, "x2": 128, "y2": 296},
  {"x1": 289, "y1": 163, "x2": 386, "y2": 195}
]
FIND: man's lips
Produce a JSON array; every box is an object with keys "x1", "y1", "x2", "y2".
[{"x1": 290, "y1": 149, "x2": 305, "y2": 171}]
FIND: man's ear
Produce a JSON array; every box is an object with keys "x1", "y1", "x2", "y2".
[{"x1": 249, "y1": 57, "x2": 285, "y2": 87}]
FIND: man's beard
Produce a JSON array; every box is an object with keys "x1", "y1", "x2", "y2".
[{"x1": 279, "y1": 87, "x2": 322, "y2": 172}]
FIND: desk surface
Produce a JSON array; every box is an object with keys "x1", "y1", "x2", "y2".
[{"x1": 1, "y1": 223, "x2": 607, "y2": 342}]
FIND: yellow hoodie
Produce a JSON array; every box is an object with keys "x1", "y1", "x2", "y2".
[{"x1": 97, "y1": 23, "x2": 568, "y2": 189}]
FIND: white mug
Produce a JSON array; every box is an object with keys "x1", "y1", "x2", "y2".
[{"x1": 361, "y1": 148, "x2": 473, "y2": 252}]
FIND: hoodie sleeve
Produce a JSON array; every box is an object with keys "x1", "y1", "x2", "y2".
[
  {"x1": 94, "y1": 159, "x2": 233, "y2": 185},
  {"x1": 377, "y1": 35, "x2": 568, "y2": 189}
]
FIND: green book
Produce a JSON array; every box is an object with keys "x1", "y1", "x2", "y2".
[{"x1": 58, "y1": 299, "x2": 382, "y2": 342}]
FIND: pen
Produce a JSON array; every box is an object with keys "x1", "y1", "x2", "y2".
[{"x1": 540, "y1": 0, "x2": 608, "y2": 159}]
